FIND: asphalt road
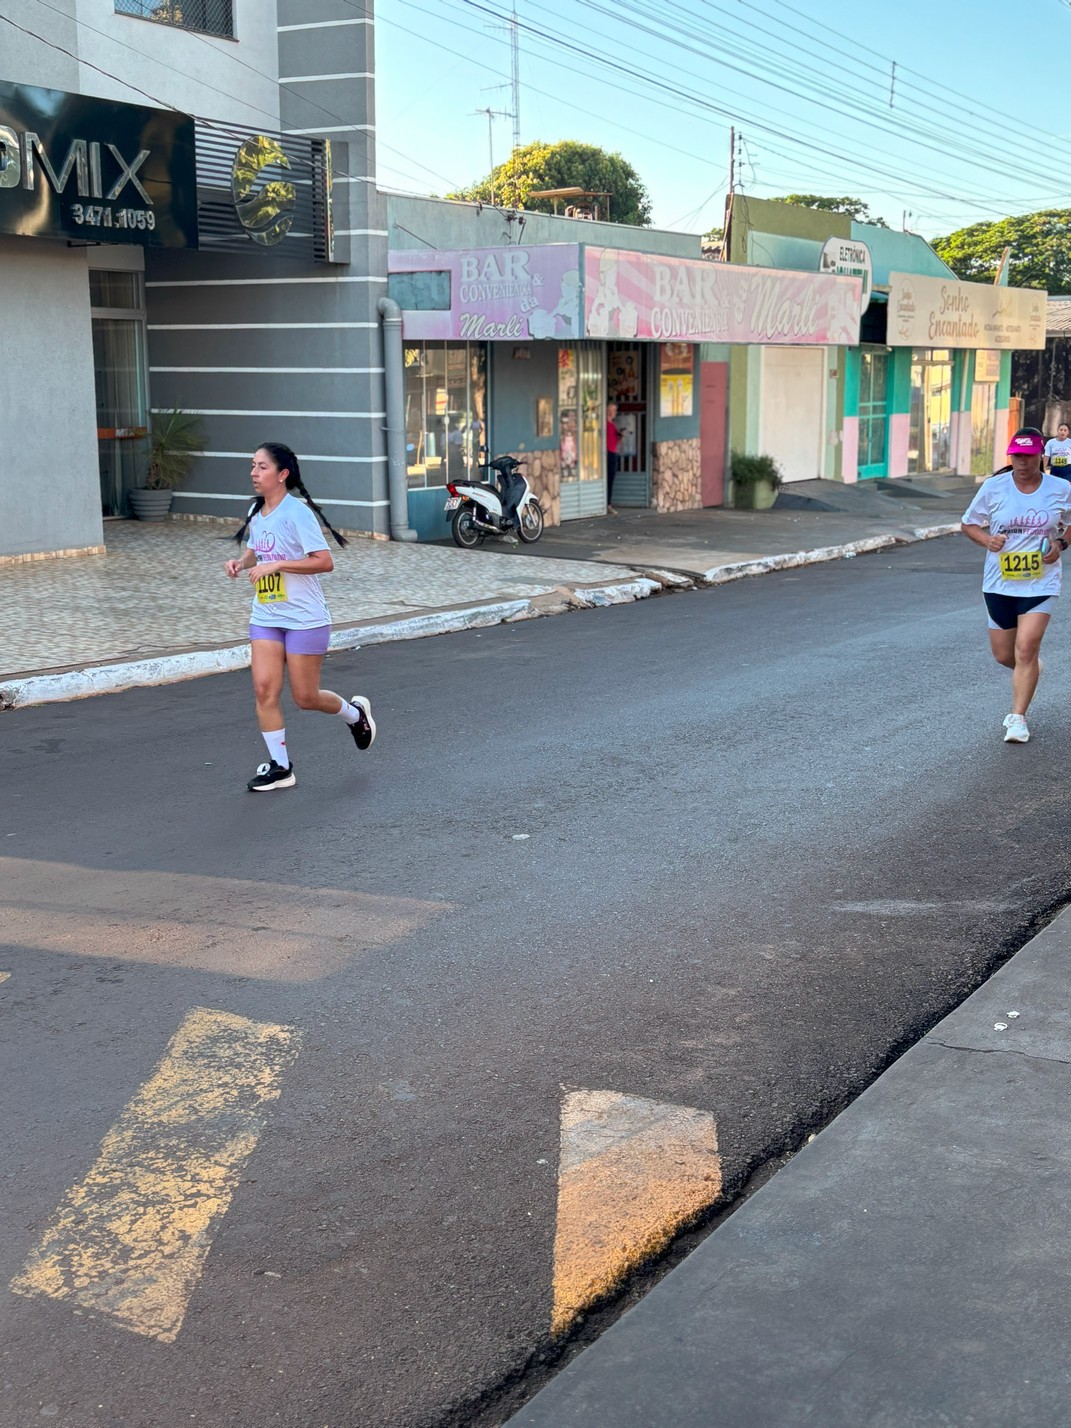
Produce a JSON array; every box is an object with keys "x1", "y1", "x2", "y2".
[{"x1": 4, "y1": 535, "x2": 1071, "y2": 1428}]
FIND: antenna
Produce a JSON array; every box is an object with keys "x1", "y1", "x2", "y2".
[{"x1": 474, "y1": 107, "x2": 512, "y2": 205}]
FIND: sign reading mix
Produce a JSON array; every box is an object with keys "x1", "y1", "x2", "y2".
[
  {"x1": 0, "y1": 79, "x2": 197, "y2": 247},
  {"x1": 888, "y1": 272, "x2": 1046, "y2": 350}
]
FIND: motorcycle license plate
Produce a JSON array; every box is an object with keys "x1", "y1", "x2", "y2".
[{"x1": 444, "y1": 497, "x2": 461, "y2": 510}]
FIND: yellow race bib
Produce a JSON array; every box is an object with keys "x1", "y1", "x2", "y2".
[
  {"x1": 255, "y1": 570, "x2": 288, "y2": 603},
  {"x1": 999, "y1": 550, "x2": 1043, "y2": 581}
]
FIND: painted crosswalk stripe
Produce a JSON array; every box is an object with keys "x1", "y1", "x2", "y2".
[
  {"x1": 10, "y1": 1007, "x2": 301, "y2": 1343},
  {"x1": 552, "y1": 1088, "x2": 722, "y2": 1335}
]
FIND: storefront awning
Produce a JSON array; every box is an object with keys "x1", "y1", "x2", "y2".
[{"x1": 389, "y1": 243, "x2": 862, "y2": 347}]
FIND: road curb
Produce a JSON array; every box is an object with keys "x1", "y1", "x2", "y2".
[
  {"x1": 0, "y1": 583, "x2": 659, "y2": 711},
  {"x1": 0, "y1": 526, "x2": 957, "y2": 711},
  {"x1": 697, "y1": 523, "x2": 959, "y2": 586}
]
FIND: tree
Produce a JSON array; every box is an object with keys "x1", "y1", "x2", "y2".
[
  {"x1": 932, "y1": 211, "x2": 1071, "y2": 293},
  {"x1": 448, "y1": 140, "x2": 652, "y2": 227},
  {"x1": 770, "y1": 194, "x2": 889, "y2": 227}
]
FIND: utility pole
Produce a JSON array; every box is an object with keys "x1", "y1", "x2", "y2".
[
  {"x1": 474, "y1": 107, "x2": 511, "y2": 205},
  {"x1": 729, "y1": 126, "x2": 736, "y2": 197},
  {"x1": 510, "y1": 3, "x2": 521, "y2": 154}
]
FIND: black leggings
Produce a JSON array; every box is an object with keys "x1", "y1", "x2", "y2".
[{"x1": 607, "y1": 450, "x2": 619, "y2": 504}]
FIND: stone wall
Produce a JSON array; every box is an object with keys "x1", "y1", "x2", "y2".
[
  {"x1": 651, "y1": 438, "x2": 702, "y2": 512},
  {"x1": 511, "y1": 449, "x2": 562, "y2": 528}
]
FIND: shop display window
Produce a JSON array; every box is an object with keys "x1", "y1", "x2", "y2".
[
  {"x1": 404, "y1": 342, "x2": 487, "y2": 489},
  {"x1": 908, "y1": 349, "x2": 953, "y2": 474}
]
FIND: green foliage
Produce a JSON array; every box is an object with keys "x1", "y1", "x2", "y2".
[
  {"x1": 932, "y1": 211, "x2": 1071, "y2": 293},
  {"x1": 730, "y1": 450, "x2": 783, "y2": 488},
  {"x1": 144, "y1": 408, "x2": 207, "y2": 490},
  {"x1": 448, "y1": 140, "x2": 653, "y2": 227},
  {"x1": 770, "y1": 194, "x2": 888, "y2": 227}
]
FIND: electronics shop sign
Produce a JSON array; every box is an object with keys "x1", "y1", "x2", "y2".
[{"x1": 0, "y1": 81, "x2": 197, "y2": 247}]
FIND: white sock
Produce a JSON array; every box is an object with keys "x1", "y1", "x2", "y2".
[
  {"x1": 337, "y1": 698, "x2": 361, "y2": 726},
  {"x1": 263, "y1": 728, "x2": 289, "y2": 768}
]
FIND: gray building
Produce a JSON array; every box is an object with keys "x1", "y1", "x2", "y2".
[{"x1": 1, "y1": 0, "x2": 391, "y2": 560}]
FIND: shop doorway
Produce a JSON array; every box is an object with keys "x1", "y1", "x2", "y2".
[
  {"x1": 91, "y1": 270, "x2": 149, "y2": 517},
  {"x1": 857, "y1": 349, "x2": 889, "y2": 479},
  {"x1": 559, "y1": 341, "x2": 606, "y2": 520},
  {"x1": 759, "y1": 346, "x2": 825, "y2": 483},
  {"x1": 607, "y1": 343, "x2": 649, "y2": 506},
  {"x1": 908, "y1": 348, "x2": 953, "y2": 474}
]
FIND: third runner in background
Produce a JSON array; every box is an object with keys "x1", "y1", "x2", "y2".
[{"x1": 961, "y1": 427, "x2": 1071, "y2": 744}]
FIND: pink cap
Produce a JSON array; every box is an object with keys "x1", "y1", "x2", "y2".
[{"x1": 1007, "y1": 432, "x2": 1044, "y2": 456}]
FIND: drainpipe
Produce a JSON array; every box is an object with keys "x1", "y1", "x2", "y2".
[{"x1": 377, "y1": 295, "x2": 418, "y2": 541}]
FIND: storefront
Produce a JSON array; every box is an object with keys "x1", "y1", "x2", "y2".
[
  {"x1": 725, "y1": 196, "x2": 1045, "y2": 485},
  {"x1": 886, "y1": 273, "x2": 1045, "y2": 477},
  {"x1": 389, "y1": 241, "x2": 861, "y2": 538}
]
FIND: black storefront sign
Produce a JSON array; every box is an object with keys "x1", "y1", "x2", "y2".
[{"x1": 0, "y1": 81, "x2": 197, "y2": 248}]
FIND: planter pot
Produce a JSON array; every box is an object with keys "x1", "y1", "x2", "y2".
[
  {"x1": 731, "y1": 478, "x2": 779, "y2": 511},
  {"x1": 129, "y1": 489, "x2": 174, "y2": 522}
]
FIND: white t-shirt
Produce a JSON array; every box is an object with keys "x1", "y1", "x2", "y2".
[
  {"x1": 247, "y1": 493, "x2": 331, "y2": 628},
  {"x1": 962, "y1": 471, "x2": 1071, "y2": 596},
  {"x1": 1045, "y1": 437, "x2": 1071, "y2": 471}
]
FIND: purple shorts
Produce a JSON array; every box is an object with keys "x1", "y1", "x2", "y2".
[{"x1": 249, "y1": 624, "x2": 331, "y2": 656}]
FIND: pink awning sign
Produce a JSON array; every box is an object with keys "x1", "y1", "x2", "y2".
[
  {"x1": 389, "y1": 245, "x2": 582, "y2": 342},
  {"x1": 584, "y1": 248, "x2": 862, "y2": 346}
]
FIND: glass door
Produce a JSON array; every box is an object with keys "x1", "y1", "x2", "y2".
[
  {"x1": 608, "y1": 343, "x2": 649, "y2": 505},
  {"x1": 857, "y1": 349, "x2": 888, "y2": 479},
  {"x1": 91, "y1": 271, "x2": 148, "y2": 517},
  {"x1": 559, "y1": 341, "x2": 606, "y2": 520}
]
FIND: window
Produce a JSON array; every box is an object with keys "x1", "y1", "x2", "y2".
[
  {"x1": 403, "y1": 342, "x2": 487, "y2": 489},
  {"x1": 115, "y1": 0, "x2": 235, "y2": 40}
]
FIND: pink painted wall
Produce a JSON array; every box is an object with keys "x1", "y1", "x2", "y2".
[
  {"x1": 889, "y1": 413, "x2": 911, "y2": 477},
  {"x1": 841, "y1": 415, "x2": 859, "y2": 483},
  {"x1": 994, "y1": 407, "x2": 1009, "y2": 470}
]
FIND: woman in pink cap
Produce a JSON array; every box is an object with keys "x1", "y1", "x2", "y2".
[{"x1": 961, "y1": 427, "x2": 1071, "y2": 743}]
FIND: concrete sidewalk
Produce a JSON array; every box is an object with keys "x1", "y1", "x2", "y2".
[
  {"x1": 0, "y1": 475, "x2": 975, "y2": 708},
  {"x1": 505, "y1": 904, "x2": 1071, "y2": 1428}
]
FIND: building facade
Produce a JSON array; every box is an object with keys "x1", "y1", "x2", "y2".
[
  {"x1": 1, "y1": 0, "x2": 390, "y2": 561},
  {"x1": 724, "y1": 196, "x2": 1044, "y2": 485}
]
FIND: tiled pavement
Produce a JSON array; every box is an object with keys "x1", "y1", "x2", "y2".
[{"x1": 2, "y1": 521, "x2": 635, "y2": 679}]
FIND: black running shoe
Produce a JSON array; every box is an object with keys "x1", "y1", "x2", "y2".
[
  {"x1": 348, "y1": 696, "x2": 376, "y2": 750},
  {"x1": 247, "y1": 759, "x2": 296, "y2": 791}
]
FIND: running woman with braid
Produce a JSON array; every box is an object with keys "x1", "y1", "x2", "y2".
[{"x1": 225, "y1": 443, "x2": 375, "y2": 791}]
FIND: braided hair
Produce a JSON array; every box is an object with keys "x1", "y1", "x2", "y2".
[{"x1": 232, "y1": 443, "x2": 349, "y2": 547}]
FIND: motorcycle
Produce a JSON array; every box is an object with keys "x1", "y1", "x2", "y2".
[{"x1": 444, "y1": 454, "x2": 545, "y2": 549}]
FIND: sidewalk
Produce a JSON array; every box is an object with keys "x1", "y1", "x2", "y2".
[
  {"x1": 505, "y1": 904, "x2": 1071, "y2": 1428},
  {"x1": 0, "y1": 475, "x2": 975, "y2": 708}
]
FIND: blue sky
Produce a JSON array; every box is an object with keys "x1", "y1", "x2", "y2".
[{"x1": 375, "y1": 0, "x2": 1071, "y2": 239}]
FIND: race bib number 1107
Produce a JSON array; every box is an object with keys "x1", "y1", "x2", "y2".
[{"x1": 256, "y1": 570, "x2": 288, "y2": 603}]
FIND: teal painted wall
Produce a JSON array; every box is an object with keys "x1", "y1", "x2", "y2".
[{"x1": 889, "y1": 348, "x2": 913, "y2": 417}]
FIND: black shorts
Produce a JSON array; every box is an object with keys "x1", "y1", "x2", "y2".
[{"x1": 983, "y1": 591, "x2": 1057, "y2": 630}]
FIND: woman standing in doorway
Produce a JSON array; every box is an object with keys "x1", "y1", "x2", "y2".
[
  {"x1": 961, "y1": 428, "x2": 1071, "y2": 744},
  {"x1": 225, "y1": 443, "x2": 375, "y2": 791},
  {"x1": 606, "y1": 401, "x2": 623, "y2": 514}
]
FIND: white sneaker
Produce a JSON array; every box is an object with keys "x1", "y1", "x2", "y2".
[{"x1": 1003, "y1": 713, "x2": 1030, "y2": 743}]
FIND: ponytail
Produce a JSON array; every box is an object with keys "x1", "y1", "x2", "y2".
[
  {"x1": 232, "y1": 495, "x2": 265, "y2": 546},
  {"x1": 231, "y1": 442, "x2": 348, "y2": 548}
]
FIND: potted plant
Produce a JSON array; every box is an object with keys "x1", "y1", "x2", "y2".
[
  {"x1": 729, "y1": 450, "x2": 783, "y2": 511},
  {"x1": 129, "y1": 408, "x2": 207, "y2": 521}
]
